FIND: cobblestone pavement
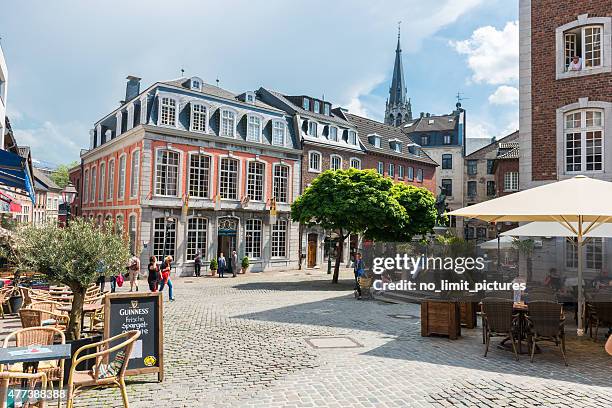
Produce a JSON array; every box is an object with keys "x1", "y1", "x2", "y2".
[{"x1": 3, "y1": 269, "x2": 611, "y2": 407}]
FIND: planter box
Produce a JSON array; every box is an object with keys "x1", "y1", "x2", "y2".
[
  {"x1": 460, "y1": 302, "x2": 478, "y2": 329},
  {"x1": 421, "y1": 299, "x2": 461, "y2": 340}
]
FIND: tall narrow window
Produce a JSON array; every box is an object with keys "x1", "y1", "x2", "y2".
[
  {"x1": 348, "y1": 130, "x2": 357, "y2": 145},
  {"x1": 586, "y1": 238, "x2": 603, "y2": 269},
  {"x1": 191, "y1": 103, "x2": 207, "y2": 132},
  {"x1": 128, "y1": 214, "x2": 137, "y2": 254},
  {"x1": 188, "y1": 154, "x2": 210, "y2": 198},
  {"x1": 273, "y1": 164, "x2": 289, "y2": 203},
  {"x1": 330, "y1": 155, "x2": 342, "y2": 170},
  {"x1": 107, "y1": 160, "x2": 114, "y2": 200},
  {"x1": 467, "y1": 181, "x2": 477, "y2": 197},
  {"x1": 83, "y1": 169, "x2": 89, "y2": 204},
  {"x1": 314, "y1": 100, "x2": 320, "y2": 113},
  {"x1": 247, "y1": 115, "x2": 261, "y2": 142},
  {"x1": 584, "y1": 26, "x2": 602, "y2": 69},
  {"x1": 308, "y1": 121, "x2": 317, "y2": 137},
  {"x1": 467, "y1": 160, "x2": 478, "y2": 175},
  {"x1": 118, "y1": 155, "x2": 126, "y2": 199},
  {"x1": 219, "y1": 158, "x2": 239, "y2": 199},
  {"x1": 309, "y1": 151, "x2": 321, "y2": 172},
  {"x1": 388, "y1": 163, "x2": 395, "y2": 177},
  {"x1": 155, "y1": 150, "x2": 180, "y2": 196},
  {"x1": 247, "y1": 161, "x2": 264, "y2": 201},
  {"x1": 220, "y1": 110, "x2": 235, "y2": 137},
  {"x1": 398, "y1": 165, "x2": 404, "y2": 179},
  {"x1": 153, "y1": 217, "x2": 176, "y2": 260},
  {"x1": 245, "y1": 219, "x2": 262, "y2": 259},
  {"x1": 271, "y1": 219, "x2": 287, "y2": 257},
  {"x1": 504, "y1": 172, "x2": 519, "y2": 191},
  {"x1": 442, "y1": 154, "x2": 452, "y2": 169},
  {"x1": 416, "y1": 168, "x2": 423, "y2": 182},
  {"x1": 187, "y1": 218, "x2": 207, "y2": 260},
  {"x1": 565, "y1": 109, "x2": 603, "y2": 172},
  {"x1": 302, "y1": 98, "x2": 310, "y2": 110},
  {"x1": 272, "y1": 120, "x2": 286, "y2": 146},
  {"x1": 329, "y1": 126, "x2": 338, "y2": 142},
  {"x1": 130, "y1": 151, "x2": 140, "y2": 198},
  {"x1": 442, "y1": 179, "x2": 453, "y2": 196},
  {"x1": 98, "y1": 163, "x2": 105, "y2": 202},
  {"x1": 159, "y1": 97, "x2": 176, "y2": 126},
  {"x1": 90, "y1": 167, "x2": 97, "y2": 203},
  {"x1": 377, "y1": 162, "x2": 384, "y2": 174}
]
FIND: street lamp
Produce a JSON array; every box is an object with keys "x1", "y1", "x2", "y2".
[
  {"x1": 496, "y1": 222, "x2": 503, "y2": 274},
  {"x1": 61, "y1": 182, "x2": 77, "y2": 226}
]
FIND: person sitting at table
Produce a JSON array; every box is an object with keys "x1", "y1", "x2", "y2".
[{"x1": 593, "y1": 269, "x2": 611, "y2": 290}]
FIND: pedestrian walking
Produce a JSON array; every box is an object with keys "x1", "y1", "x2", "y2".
[
  {"x1": 231, "y1": 250, "x2": 238, "y2": 278},
  {"x1": 218, "y1": 252, "x2": 227, "y2": 278},
  {"x1": 194, "y1": 251, "x2": 202, "y2": 277},
  {"x1": 148, "y1": 256, "x2": 160, "y2": 292},
  {"x1": 353, "y1": 252, "x2": 365, "y2": 299},
  {"x1": 127, "y1": 253, "x2": 140, "y2": 292},
  {"x1": 158, "y1": 255, "x2": 175, "y2": 301}
]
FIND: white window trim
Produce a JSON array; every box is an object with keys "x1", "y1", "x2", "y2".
[
  {"x1": 556, "y1": 98, "x2": 612, "y2": 177},
  {"x1": 245, "y1": 158, "x2": 267, "y2": 202},
  {"x1": 129, "y1": 149, "x2": 141, "y2": 199},
  {"x1": 368, "y1": 133, "x2": 382, "y2": 148},
  {"x1": 158, "y1": 96, "x2": 179, "y2": 128},
  {"x1": 244, "y1": 218, "x2": 263, "y2": 260},
  {"x1": 187, "y1": 151, "x2": 213, "y2": 200},
  {"x1": 307, "y1": 120, "x2": 318, "y2": 137},
  {"x1": 185, "y1": 216, "x2": 209, "y2": 262},
  {"x1": 153, "y1": 147, "x2": 183, "y2": 198},
  {"x1": 219, "y1": 107, "x2": 238, "y2": 138},
  {"x1": 140, "y1": 96, "x2": 148, "y2": 125},
  {"x1": 270, "y1": 218, "x2": 289, "y2": 259},
  {"x1": 308, "y1": 150, "x2": 322, "y2": 173},
  {"x1": 272, "y1": 163, "x2": 291, "y2": 203},
  {"x1": 348, "y1": 130, "x2": 358, "y2": 146},
  {"x1": 272, "y1": 120, "x2": 287, "y2": 147},
  {"x1": 117, "y1": 153, "x2": 127, "y2": 201},
  {"x1": 189, "y1": 101, "x2": 209, "y2": 134},
  {"x1": 349, "y1": 157, "x2": 361, "y2": 169},
  {"x1": 106, "y1": 158, "x2": 115, "y2": 202},
  {"x1": 246, "y1": 113, "x2": 264, "y2": 143},
  {"x1": 126, "y1": 103, "x2": 134, "y2": 131},
  {"x1": 329, "y1": 154, "x2": 343, "y2": 170},
  {"x1": 377, "y1": 161, "x2": 384, "y2": 174},
  {"x1": 98, "y1": 161, "x2": 106, "y2": 202},
  {"x1": 556, "y1": 15, "x2": 612, "y2": 80},
  {"x1": 503, "y1": 172, "x2": 519, "y2": 192},
  {"x1": 90, "y1": 166, "x2": 97, "y2": 204},
  {"x1": 217, "y1": 156, "x2": 241, "y2": 201},
  {"x1": 115, "y1": 112, "x2": 122, "y2": 137}
]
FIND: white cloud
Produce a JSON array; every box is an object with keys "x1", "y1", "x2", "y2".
[
  {"x1": 14, "y1": 121, "x2": 88, "y2": 166},
  {"x1": 488, "y1": 85, "x2": 519, "y2": 105},
  {"x1": 450, "y1": 21, "x2": 519, "y2": 85}
]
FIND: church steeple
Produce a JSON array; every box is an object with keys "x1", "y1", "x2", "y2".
[{"x1": 385, "y1": 23, "x2": 412, "y2": 127}]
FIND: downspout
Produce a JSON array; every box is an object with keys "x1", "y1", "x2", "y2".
[{"x1": 294, "y1": 113, "x2": 304, "y2": 270}]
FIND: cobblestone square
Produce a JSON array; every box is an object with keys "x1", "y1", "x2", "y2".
[{"x1": 2, "y1": 269, "x2": 611, "y2": 407}]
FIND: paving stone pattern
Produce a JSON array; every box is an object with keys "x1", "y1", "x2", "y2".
[{"x1": 2, "y1": 269, "x2": 611, "y2": 407}]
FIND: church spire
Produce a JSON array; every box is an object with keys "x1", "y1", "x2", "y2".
[{"x1": 385, "y1": 22, "x2": 412, "y2": 127}]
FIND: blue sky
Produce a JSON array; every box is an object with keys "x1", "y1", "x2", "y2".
[{"x1": 0, "y1": 0, "x2": 518, "y2": 166}]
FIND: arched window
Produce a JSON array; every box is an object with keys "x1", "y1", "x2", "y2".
[
  {"x1": 350, "y1": 158, "x2": 361, "y2": 169},
  {"x1": 330, "y1": 155, "x2": 342, "y2": 170},
  {"x1": 308, "y1": 151, "x2": 321, "y2": 172}
]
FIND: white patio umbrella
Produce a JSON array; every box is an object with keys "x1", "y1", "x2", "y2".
[
  {"x1": 478, "y1": 235, "x2": 516, "y2": 250},
  {"x1": 501, "y1": 222, "x2": 612, "y2": 238},
  {"x1": 448, "y1": 175, "x2": 612, "y2": 335}
]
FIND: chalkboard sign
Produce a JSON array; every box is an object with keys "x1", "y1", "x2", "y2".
[{"x1": 104, "y1": 292, "x2": 164, "y2": 382}]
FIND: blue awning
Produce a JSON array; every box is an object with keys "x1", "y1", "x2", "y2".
[{"x1": 0, "y1": 149, "x2": 36, "y2": 204}]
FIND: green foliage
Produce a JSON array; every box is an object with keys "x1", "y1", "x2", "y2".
[
  {"x1": 512, "y1": 238, "x2": 534, "y2": 255},
  {"x1": 11, "y1": 218, "x2": 130, "y2": 339},
  {"x1": 241, "y1": 256, "x2": 250, "y2": 269},
  {"x1": 210, "y1": 258, "x2": 218, "y2": 270},
  {"x1": 50, "y1": 161, "x2": 78, "y2": 189},
  {"x1": 434, "y1": 232, "x2": 476, "y2": 258}
]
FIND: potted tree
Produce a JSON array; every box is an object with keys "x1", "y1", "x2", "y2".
[
  {"x1": 241, "y1": 256, "x2": 250, "y2": 274},
  {"x1": 209, "y1": 258, "x2": 218, "y2": 277}
]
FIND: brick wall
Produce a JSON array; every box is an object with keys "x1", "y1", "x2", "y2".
[
  {"x1": 531, "y1": 0, "x2": 612, "y2": 180},
  {"x1": 362, "y1": 153, "x2": 437, "y2": 194},
  {"x1": 301, "y1": 144, "x2": 362, "y2": 186},
  {"x1": 495, "y1": 159, "x2": 519, "y2": 197}
]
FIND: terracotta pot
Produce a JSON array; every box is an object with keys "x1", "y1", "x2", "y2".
[
  {"x1": 210, "y1": 269, "x2": 217, "y2": 277},
  {"x1": 241, "y1": 267, "x2": 248, "y2": 274}
]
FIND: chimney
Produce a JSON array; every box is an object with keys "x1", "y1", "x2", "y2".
[{"x1": 125, "y1": 75, "x2": 141, "y2": 102}]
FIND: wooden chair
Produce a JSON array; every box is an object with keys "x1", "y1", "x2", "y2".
[
  {"x1": 27, "y1": 301, "x2": 67, "y2": 315},
  {"x1": 20, "y1": 286, "x2": 33, "y2": 307},
  {"x1": 482, "y1": 298, "x2": 520, "y2": 361},
  {"x1": 3, "y1": 327, "x2": 66, "y2": 405},
  {"x1": 19, "y1": 308, "x2": 69, "y2": 329},
  {"x1": 66, "y1": 330, "x2": 141, "y2": 408},
  {"x1": 0, "y1": 371, "x2": 48, "y2": 408},
  {"x1": 526, "y1": 301, "x2": 568, "y2": 366},
  {"x1": 0, "y1": 287, "x2": 14, "y2": 318}
]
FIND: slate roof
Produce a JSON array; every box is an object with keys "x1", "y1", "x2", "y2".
[
  {"x1": 259, "y1": 88, "x2": 352, "y2": 127},
  {"x1": 466, "y1": 138, "x2": 495, "y2": 155},
  {"x1": 402, "y1": 113, "x2": 457, "y2": 133},
  {"x1": 345, "y1": 113, "x2": 437, "y2": 166},
  {"x1": 33, "y1": 168, "x2": 61, "y2": 191},
  {"x1": 497, "y1": 147, "x2": 519, "y2": 159},
  {"x1": 161, "y1": 78, "x2": 284, "y2": 113}
]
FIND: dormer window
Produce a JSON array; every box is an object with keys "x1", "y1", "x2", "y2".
[
  {"x1": 428, "y1": 119, "x2": 434, "y2": 125},
  {"x1": 329, "y1": 126, "x2": 338, "y2": 142},
  {"x1": 303, "y1": 98, "x2": 310, "y2": 111},
  {"x1": 189, "y1": 77, "x2": 203, "y2": 91},
  {"x1": 314, "y1": 100, "x2": 320, "y2": 113},
  {"x1": 390, "y1": 140, "x2": 402, "y2": 153},
  {"x1": 190, "y1": 103, "x2": 207, "y2": 133},
  {"x1": 272, "y1": 120, "x2": 286, "y2": 146},
  {"x1": 245, "y1": 91, "x2": 256, "y2": 104},
  {"x1": 159, "y1": 97, "x2": 177, "y2": 127},
  {"x1": 369, "y1": 135, "x2": 381, "y2": 148},
  {"x1": 308, "y1": 121, "x2": 318, "y2": 137},
  {"x1": 348, "y1": 130, "x2": 357, "y2": 145},
  {"x1": 220, "y1": 109, "x2": 236, "y2": 137},
  {"x1": 247, "y1": 115, "x2": 262, "y2": 142},
  {"x1": 324, "y1": 104, "x2": 330, "y2": 116},
  {"x1": 444, "y1": 135, "x2": 451, "y2": 144},
  {"x1": 421, "y1": 135, "x2": 429, "y2": 145}
]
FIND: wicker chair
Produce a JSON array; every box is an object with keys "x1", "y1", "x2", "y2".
[
  {"x1": 0, "y1": 287, "x2": 14, "y2": 318},
  {"x1": 527, "y1": 292, "x2": 558, "y2": 302},
  {"x1": 589, "y1": 301, "x2": 612, "y2": 341},
  {"x1": 19, "y1": 308, "x2": 69, "y2": 329},
  {"x1": 3, "y1": 327, "x2": 66, "y2": 405},
  {"x1": 20, "y1": 286, "x2": 33, "y2": 307},
  {"x1": 526, "y1": 301, "x2": 567, "y2": 366},
  {"x1": 66, "y1": 330, "x2": 141, "y2": 408},
  {"x1": 482, "y1": 298, "x2": 519, "y2": 361},
  {"x1": 0, "y1": 371, "x2": 48, "y2": 408}
]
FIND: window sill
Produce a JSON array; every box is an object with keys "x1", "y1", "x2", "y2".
[
  {"x1": 308, "y1": 169, "x2": 321, "y2": 174},
  {"x1": 557, "y1": 66, "x2": 612, "y2": 80}
]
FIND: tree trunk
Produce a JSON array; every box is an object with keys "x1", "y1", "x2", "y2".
[
  {"x1": 66, "y1": 287, "x2": 86, "y2": 341},
  {"x1": 332, "y1": 234, "x2": 345, "y2": 284}
]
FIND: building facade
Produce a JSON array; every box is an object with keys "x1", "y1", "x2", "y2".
[
  {"x1": 403, "y1": 106, "x2": 467, "y2": 232},
  {"x1": 32, "y1": 168, "x2": 61, "y2": 225},
  {"x1": 463, "y1": 132, "x2": 519, "y2": 241},
  {"x1": 384, "y1": 30, "x2": 413, "y2": 127},
  {"x1": 519, "y1": 0, "x2": 612, "y2": 283},
  {"x1": 0, "y1": 45, "x2": 8, "y2": 150},
  {"x1": 79, "y1": 76, "x2": 302, "y2": 275}
]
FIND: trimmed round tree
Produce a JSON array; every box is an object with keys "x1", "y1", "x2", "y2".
[
  {"x1": 13, "y1": 218, "x2": 130, "y2": 340},
  {"x1": 291, "y1": 168, "x2": 405, "y2": 283}
]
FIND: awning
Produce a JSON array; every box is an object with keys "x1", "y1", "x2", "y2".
[
  {"x1": 0, "y1": 148, "x2": 35, "y2": 204},
  {"x1": 501, "y1": 222, "x2": 612, "y2": 238},
  {"x1": 478, "y1": 235, "x2": 517, "y2": 250},
  {"x1": 0, "y1": 191, "x2": 22, "y2": 213}
]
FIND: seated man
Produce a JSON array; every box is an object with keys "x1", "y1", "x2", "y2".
[{"x1": 569, "y1": 55, "x2": 582, "y2": 71}]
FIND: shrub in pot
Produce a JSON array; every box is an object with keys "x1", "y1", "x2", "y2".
[
  {"x1": 241, "y1": 256, "x2": 249, "y2": 274},
  {"x1": 209, "y1": 258, "x2": 218, "y2": 277}
]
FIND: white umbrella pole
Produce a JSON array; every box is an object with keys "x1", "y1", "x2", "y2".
[{"x1": 577, "y1": 217, "x2": 584, "y2": 336}]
